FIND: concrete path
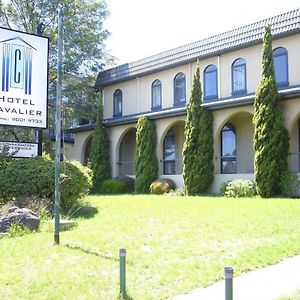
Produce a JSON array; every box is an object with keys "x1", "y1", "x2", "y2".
[{"x1": 173, "y1": 255, "x2": 300, "y2": 300}]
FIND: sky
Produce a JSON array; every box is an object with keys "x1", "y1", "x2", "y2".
[{"x1": 104, "y1": 0, "x2": 300, "y2": 66}]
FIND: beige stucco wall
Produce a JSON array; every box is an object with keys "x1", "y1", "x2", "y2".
[
  {"x1": 103, "y1": 79, "x2": 138, "y2": 119},
  {"x1": 102, "y1": 34, "x2": 300, "y2": 120},
  {"x1": 63, "y1": 130, "x2": 93, "y2": 163}
]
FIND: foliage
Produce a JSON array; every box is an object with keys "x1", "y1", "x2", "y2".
[
  {"x1": 280, "y1": 172, "x2": 300, "y2": 198},
  {"x1": 0, "y1": 145, "x2": 14, "y2": 169},
  {"x1": 0, "y1": 127, "x2": 35, "y2": 144},
  {"x1": 150, "y1": 180, "x2": 170, "y2": 195},
  {"x1": 150, "y1": 179, "x2": 176, "y2": 194},
  {"x1": 253, "y1": 26, "x2": 289, "y2": 198},
  {"x1": 8, "y1": 222, "x2": 32, "y2": 237},
  {"x1": 90, "y1": 96, "x2": 110, "y2": 193},
  {"x1": 101, "y1": 179, "x2": 125, "y2": 194},
  {"x1": 0, "y1": 0, "x2": 112, "y2": 138},
  {"x1": 113, "y1": 175, "x2": 135, "y2": 193},
  {"x1": 183, "y1": 63, "x2": 214, "y2": 195},
  {"x1": 0, "y1": 157, "x2": 92, "y2": 209},
  {"x1": 220, "y1": 181, "x2": 229, "y2": 196},
  {"x1": 170, "y1": 188, "x2": 186, "y2": 196},
  {"x1": 60, "y1": 160, "x2": 93, "y2": 208},
  {"x1": 221, "y1": 179, "x2": 256, "y2": 198},
  {"x1": 134, "y1": 116, "x2": 158, "y2": 193}
]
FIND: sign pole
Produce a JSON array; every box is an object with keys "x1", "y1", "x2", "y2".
[
  {"x1": 36, "y1": 25, "x2": 44, "y2": 156},
  {"x1": 54, "y1": 5, "x2": 63, "y2": 245}
]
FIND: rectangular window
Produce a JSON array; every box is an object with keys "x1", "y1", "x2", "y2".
[{"x1": 163, "y1": 135, "x2": 176, "y2": 175}]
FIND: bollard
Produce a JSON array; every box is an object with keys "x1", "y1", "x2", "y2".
[
  {"x1": 119, "y1": 249, "x2": 126, "y2": 295},
  {"x1": 224, "y1": 267, "x2": 233, "y2": 300}
]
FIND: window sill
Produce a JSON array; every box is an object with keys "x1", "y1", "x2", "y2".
[
  {"x1": 277, "y1": 82, "x2": 289, "y2": 89},
  {"x1": 232, "y1": 90, "x2": 247, "y2": 96},
  {"x1": 203, "y1": 96, "x2": 218, "y2": 102},
  {"x1": 173, "y1": 101, "x2": 186, "y2": 107},
  {"x1": 113, "y1": 113, "x2": 122, "y2": 118},
  {"x1": 151, "y1": 106, "x2": 162, "y2": 111}
]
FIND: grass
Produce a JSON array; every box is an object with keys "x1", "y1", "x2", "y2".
[
  {"x1": 277, "y1": 290, "x2": 300, "y2": 300},
  {"x1": 2, "y1": 195, "x2": 300, "y2": 299}
]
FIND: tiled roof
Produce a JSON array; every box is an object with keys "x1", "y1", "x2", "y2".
[{"x1": 95, "y1": 8, "x2": 300, "y2": 89}]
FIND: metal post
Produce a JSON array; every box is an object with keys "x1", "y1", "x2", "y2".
[
  {"x1": 36, "y1": 23, "x2": 45, "y2": 157},
  {"x1": 119, "y1": 249, "x2": 126, "y2": 295},
  {"x1": 54, "y1": 5, "x2": 63, "y2": 245},
  {"x1": 225, "y1": 267, "x2": 233, "y2": 300},
  {"x1": 37, "y1": 130, "x2": 43, "y2": 156}
]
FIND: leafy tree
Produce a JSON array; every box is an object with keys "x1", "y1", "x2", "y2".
[
  {"x1": 253, "y1": 26, "x2": 289, "y2": 197},
  {"x1": 90, "y1": 94, "x2": 110, "y2": 193},
  {"x1": 0, "y1": 0, "x2": 112, "y2": 140},
  {"x1": 183, "y1": 63, "x2": 214, "y2": 195},
  {"x1": 134, "y1": 116, "x2": 158, "y2": 193}
]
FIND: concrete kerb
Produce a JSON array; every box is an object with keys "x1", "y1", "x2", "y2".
[{"x1": 173, "y1": 254, "x2": 300, "y2": 300}]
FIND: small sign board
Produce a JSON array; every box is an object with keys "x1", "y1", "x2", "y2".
[
  {"x1": 0, "y1": 27, "x2": 49, "y2": 128},
  {"x1": 0, "y1": 141, "x2": 38, "y2": 158}
]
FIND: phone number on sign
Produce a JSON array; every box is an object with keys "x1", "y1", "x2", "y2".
[{"x1": 12, "y1": 118, "x2": 42, "y2": 124}]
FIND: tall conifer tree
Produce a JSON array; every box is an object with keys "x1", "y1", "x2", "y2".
[
  {"x1": 90, "y1": 96, "x2": 110, "y2": 193},
  {"x1": 183, "y1": 64, "x2": 214, "y2": 195},
  {"x1": 134, "y1": 116, "x2": 158, "y2": 193},
  {"x1": 253, "y1": 26, "x2": 289, "y2": 197}
]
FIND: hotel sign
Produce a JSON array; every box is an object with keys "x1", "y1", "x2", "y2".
[
  {"x1": 0, "y1": 27, "x2": 48, "y2": 128},
  {"x1": 0, "y1": 141, "x2": 38, "y2": 158}
]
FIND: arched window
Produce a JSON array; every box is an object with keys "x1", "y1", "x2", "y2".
[
  {"x1": 152, "y1": 79, "x2": 162, "y2": 109},
  {"x1": 174, "y1": 73, "x2": 186, "y2": 105},
  {"x1": 273, "y1": 47, "x2": 288, "y2": 87},
  {"x1": 221, "y1": 123, "x2": 236, "y2": 174},
  {"x1": 163, "y1": 132, "x2": 176, "y2": 175},
  {"x1": 113, "y1": 89, "x2": 122, "y2": 117},
  {"x1": 204, "y1": 65, "x2": 218, "y2": 99},
  {"x1": 232, "y1": 58, "x2": 246, "y2": 94}
]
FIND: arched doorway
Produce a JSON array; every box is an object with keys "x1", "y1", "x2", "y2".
[
  {"x1": 290, "y1": 118, "x2": 300, "y2": 173},
  {"x1": 160, "y1": 121, "x2": 185, "y2": 175},
  {"x1": 84, "y1": 136, "x2": 93, "y2": 165},
  {"x1": 216, "y1": 112, "x2": 254, "y2": 174},
  {"x1": 117, "y1": 128, "x2": 136, "y2": 175}
]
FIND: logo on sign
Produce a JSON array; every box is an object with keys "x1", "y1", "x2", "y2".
[{"x1": 1, "y1": 36, "x2": 36, "y2": 95}]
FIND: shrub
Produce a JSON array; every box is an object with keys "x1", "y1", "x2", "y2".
[
  {"x1": 220, "y1": 181, "x2": 229, "y2": 196},
  {"x1": 166, "y1": 188, "x2": 186, "y2": 197},
  {"x1": 90, "y1": 98, "x2": 111, "y2": 193},
  {"x1": 134, "y1": 116, "x2": 158, "y2": 193},
  {"x1": 8, "y1": 222, "x2": 32, "y2": 237},
  {"x1": 0, "y1": 157, "x2": 92, "y2": 209},
  {"x1": 101, "y1": 179, "x2": 125, "y2": 194},
  {"x1": 60, "y1": 161, "x2": 92, "y2": 208},
  {"x1": 113, "y1": 175, "x2": 135, "y2": 193},
  {"x1": 280, "y1": 171, "x2": 300, "y2": 198},
  {"x1": 183, "y1": 63, "x2": 214, "y2": 195},
  {"x1": 0, "y1": 145, "x2": 14, "y2": 169},
  {"x1": 253, "y1": 26, "x2": 289, "y2": 197},
  {"x1": 221, "y1": 180, "x2": 256, "y2": 198},
  {"x1": 150, "y1": 179, "x2": 175, "y2": 194}
]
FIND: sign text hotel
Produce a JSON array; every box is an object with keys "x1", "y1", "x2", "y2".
[{"x1": 0, "y1": 27, "x2": 48, "y2": 128}]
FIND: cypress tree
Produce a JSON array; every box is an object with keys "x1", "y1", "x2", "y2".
[
  {"x1": 253, "y1": 26, "x2": 289, "y2": 198},
  {"x1": 90, "y1": 96, "x2": 111, "y2": 193},
  {"x1": 183, "y1": 63, "x2": 214, "y2": 195},
  {"x1": 134, "y1": 116, "x2": 158, "y2": 193}
]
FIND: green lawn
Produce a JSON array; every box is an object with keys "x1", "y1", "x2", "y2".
[{"x1": 2, "y1": 195, "x2": 300, "y2": 299}]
